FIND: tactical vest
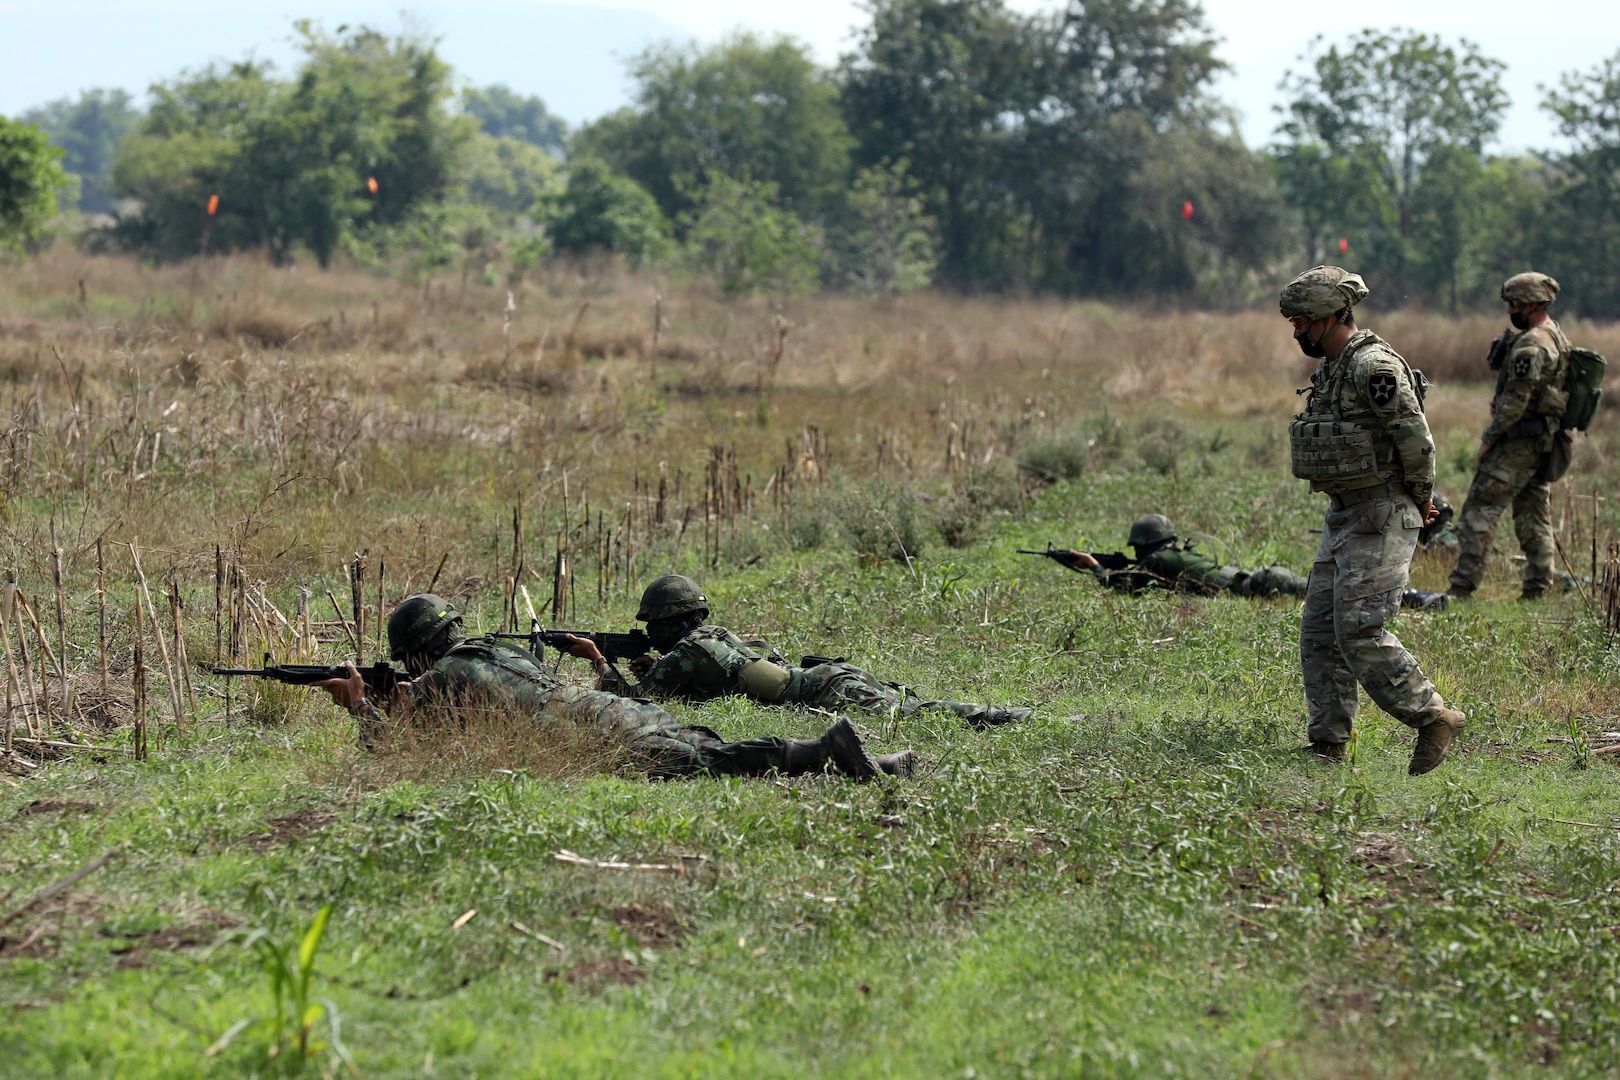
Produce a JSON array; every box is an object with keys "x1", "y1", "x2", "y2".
[{"x1": 1289, "y1": 331, "x2": 1426, "y2": 493}]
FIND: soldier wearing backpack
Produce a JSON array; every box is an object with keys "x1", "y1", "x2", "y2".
[{"x1": 1450, "y1": 272, "x2": 1605, "y2": 600}]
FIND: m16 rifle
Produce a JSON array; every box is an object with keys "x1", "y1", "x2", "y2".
[
  {"x1": 490, "y1": 628, "x2": 654, "y2": 662},
  {"x1": 1017, "y1": 544, "x2": 1134, "y2": 574},
  {"x1": 212, "y1": 657, "x2": 405, "y2": 696}
]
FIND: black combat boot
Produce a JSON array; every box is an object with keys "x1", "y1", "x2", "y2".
[
  {"x1": 876, "y1": 750, "x2": 917, "y2": 778},
  {"x1": 1308, "y1": 740, "x2": 1346, "y2": 763},
  {"x1": 972, "y1": 707, "x2": 1033, "y2": 728},
  {"x1": 1401, "y1": 589, "x2": 1449, "y2": 612},
  {"x1": 821, "y1": 717, "x2": 882, "y2": 780},
  {"x1": 781, "y1": 737, "x2": 830, "y2": 775}
]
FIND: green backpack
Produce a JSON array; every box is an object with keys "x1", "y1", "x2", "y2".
[{"x1": 1562, "y1": 347, "x2": 1607, "y2": 431}]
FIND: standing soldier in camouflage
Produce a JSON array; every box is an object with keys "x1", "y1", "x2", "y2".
[
  {"x1": 1448, "y1": 272, "x2": 1573, "y2": 601},
  {"x1": 1281, "y1": 266, "x2": 1466, "y2": 775},
  {"x1": 573, "y1": 575, "x2": 1031, "y2": 729},
  {"x1": 317, "y1": 594, "x2": 914, "y2": 780}
]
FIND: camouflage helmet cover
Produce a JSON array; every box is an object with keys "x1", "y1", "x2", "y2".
[
  {"x1": 387, "y1": 593, "x2": 462, "y2": 660},
  {"x1": 1501, "y1": 271, "x2": 1559, "y2": 304},
  {"x1": 636, "y1": 574, "x2": 709, "y2": 622},
  {"x1": 1279, "y1": 266, "x2": 1370, "y2": 320},
  {"x1": 1127, "y1": 513, "x2": 1176, "y2": 548}
]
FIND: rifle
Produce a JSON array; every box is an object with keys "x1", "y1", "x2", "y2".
[
  {"x1": 491, "y1": 628, "x2": 654, "y2": 662},
  {"x1": 1017, "y1": 544, "x2": 1134, "y2": 574},
  {"x1": 212, "y1": 658, "x2": 405, "y2": 697}
]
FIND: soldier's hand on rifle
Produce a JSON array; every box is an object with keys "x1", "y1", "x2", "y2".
[
  {"x1": 1069, "y1": 551, "x2": 1100, "y2": 570},
  {"x1": 561, "y1": 634, "x2": 604, "y2": 663},
  {"x1": 315, "y1": 662, "x2": 367, "y2": 711},
  {"x1": 628, "y1": 654, "x2": 657, "y2": 677},
  {"x1": 1420, "y1": 498, "x2": 1439, "y2": 526}
]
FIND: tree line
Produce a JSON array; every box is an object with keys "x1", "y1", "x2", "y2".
[{"x1": 3, "y1": 1, "x2": 1620, "y2": 316}]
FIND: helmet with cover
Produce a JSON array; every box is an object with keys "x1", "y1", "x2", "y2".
[
  {"x1": 1500, "y1": 271, "x2": 1559, "y2": 305},
  {"x1": 1127, "y1": 513, "x2": 1176, "y2": 550},
  {"x1": 1279, "y1": 266, "x2": 1370, "y2": 320},
  {"x1": 387, "y1": 594, "x2": 464, "y2": 662},
  {"x1": 635, "y1": 575, "x2": 710, "y2": 622}
]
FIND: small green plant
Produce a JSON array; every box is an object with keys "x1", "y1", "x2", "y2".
[
  {"x1": 208, "y1": 904, "x2": 353, "y2": 1074},
  {"x1": 1016, "y1": 428, "x2": 1091, "y2": 483}
]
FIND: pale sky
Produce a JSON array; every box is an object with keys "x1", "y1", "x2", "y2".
[{"x1": 3, "y1": 0, "x2": 1616, "y2": 152}]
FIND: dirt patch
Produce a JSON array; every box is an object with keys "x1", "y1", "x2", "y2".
[
  {"x1": 1351, "y1": 832, "x2": 1412, "y2": 869},
  {"x1": 614, "y1": 902, "x2": 688, "y2": 948},
  {"x1": 550, "y1": 956, "x2": 646, "y2": 988},
  {"x1": 0, "y1": 929, "x2": 56, "y2": 959},
  {"x1": 248, "y1": 808, "x2": 337, "y2": 849},
  {"x1": 13, "y1": 798, "x2": 99, "y2": 818}
]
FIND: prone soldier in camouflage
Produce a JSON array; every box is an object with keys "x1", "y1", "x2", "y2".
[
  {"x1": 1281, "y1": 266, "x2": 1466, "y2": 775},
  {"x1": 1448, "y1": 272, "x2": 1574, "y2": 600},
  {"x1": 572, "y1": 575, "x2": 1031, "y2": 729},
  {"x1": 1057, "y1": 514, "x2": 1449, "y2": 610},
  {"x1": 317, "y1": 594, "x2": 914, "y2": 780}
]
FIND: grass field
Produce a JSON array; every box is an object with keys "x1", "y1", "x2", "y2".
[{"x1": 5, "y1": 253, "x2": 1620, "y2": 1077}]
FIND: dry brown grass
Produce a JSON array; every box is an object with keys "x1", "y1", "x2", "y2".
[{"x1": 355, "y1": 701, "x2": 630, "y2": 785}]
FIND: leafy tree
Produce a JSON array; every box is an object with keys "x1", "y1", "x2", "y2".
[
  {"x1": 576, "y1": 33, "x2": 852, "y2": 227},
  {"x1": 462, "y1": 84, "x2": 566, "y2": 154},
  {"x1": 1542, "y1": 49, "x2": 1620, "y2": 317},
  {"x1": 827, "y1": 160, "x2": 937, "y2": 294},
  {"x1": 113, "y1": 22, "x2": 468, "y2": 265},
  {"x1": 682, "y1": 172, "x2": 822, "y2": 296},
  {"x1": 0, "y1": 115, "x2": 70, "y2": 253},
  {"x1": 1273, "y1": 31, "x2": 1507, "y2": 296},
  {"x1": 20, "y1": 89, "x2": 142, "y2": 214},
  {"x1": 543, "y1": 157, "x2": 671, "y2": 263},
  {"x1": 457, "y1": 131, "x2": 559, "y2": 217}
]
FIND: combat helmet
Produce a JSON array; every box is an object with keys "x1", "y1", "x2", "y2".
[
  {"x1": 387, "y1": 594, "x2": 463, "y2": 661},
  {"x1": 1128, "y1": 514, "x2": 1176, "y2": 550},
  {"x1": 1501, "y1": 271, "x2": 1559, "y2": 305},
  {"x1": 1279, "y1": 266, "x2": 1369, "y2": 320},
  {"x1": 636, "y1": 575, "x2": 710, "y2": 622}
]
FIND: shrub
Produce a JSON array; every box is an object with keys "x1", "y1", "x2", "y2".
[
  {"x1": 828, "y1": 474, "x2": 925, "y2": 565},
  {"x1": 1017, "y1": 427, "x2": 1091, "y2": 483}
]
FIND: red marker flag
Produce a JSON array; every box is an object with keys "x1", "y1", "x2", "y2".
[
  {"x1": 206, "y1": 194, "x2": 219, "y2": 216},
  {"x1": 1338, "y1": 237, "x2": 1349, "y2": 254},
  {"x1": 1181, "y1": 201, "x2": 1194, "y2": 219},
  {"x1": 367, "y1": 176, "x2": 379, "y2": 194}
]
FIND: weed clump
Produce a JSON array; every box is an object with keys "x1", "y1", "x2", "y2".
[
  {"x1": 936, "y1": 461, "x2": 1025, "y2": 548},
  {"x1": 1016, "y1": 427, "x2": 1091, "y2": 483},
  {"x1": 826, "y1": 474, "x2": 927, "y2": 565}
]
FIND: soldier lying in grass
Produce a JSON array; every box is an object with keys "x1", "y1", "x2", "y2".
[
  {"x1": 565, "y1": 575, "x2": 1030, "y2": 729},
  {"x1": 315, "y1": 594, "x2": 914, "y2": 780}
]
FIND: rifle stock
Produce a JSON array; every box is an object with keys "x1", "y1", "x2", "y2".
[{"x1": 211, "y1": 659, "x2": 404, "y2": 696}]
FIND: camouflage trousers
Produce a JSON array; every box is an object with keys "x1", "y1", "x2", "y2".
[
  {"x1": 788, "y1": 662, "x2": 998, "y2": 728},
  {"x1": 1449, "y1": 437, "x2": 1554, "y2": 597},
  {"x1": 1230, "y1": 565, "x2": 1309, "y2": 599},
  {"x1": 539, "y1": 684, "x2": 794, "y2": 780},
  {"x1": 1301, "y1": 495, "x2": 1444, "y2": 744}
]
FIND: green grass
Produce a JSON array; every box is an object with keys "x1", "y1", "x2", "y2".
[{"x1": 6, "y1": 422, "x2": 1620, "y2": 1077}]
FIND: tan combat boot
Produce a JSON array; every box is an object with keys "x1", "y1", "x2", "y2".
[{"x1": 1409, "y1": 706, "x2": 1467, "y2": 776}]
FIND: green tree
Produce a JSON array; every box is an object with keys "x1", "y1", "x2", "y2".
[
  {"x1": 1543, "y1": 50, "x2": 1620, "y2": 317},
  {"x1": 20, "y1": 89, "x2": 142, "y2": 214},
  {"x1": 462, "y1": 84, "x2": 566, "y2": 154},
  {"x1": 457, "y1": 131, "x2": 559, "y2": 217},
  {"x1": 576, "y1": 33, "x2": 852, "y2": 227},
  {"x1": 682, "y1": 172, "x2": 822, "y2": 296},
  {"x1": 543, "y1": 157, "x2": 672, "y2": 263},
  {"x1": 113, "y1": 22, "x2": 467, "y2": 265},
  {"x1": 828, "y1": 160, "x2": 937, "y2": 294},
  {"x1": 1273, "y1": 31, "x2": 1507, "y2": 295},
  {"x1": 0, "y1": 115, "x2": 71, "y2": 253}
]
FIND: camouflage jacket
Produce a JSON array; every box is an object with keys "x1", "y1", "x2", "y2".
[
  {"x1": 1484, "y1": 320, "x2": 1571, "y2": 445},
  {"x1": 602, "y1": 624, "x2": 831, "y2": 706},
  {"x1": 1092, "y1": 544, "x2": 1235, "y2": 596},
  {"x1": 1302, "y1": 328, "x2": 1435, "y2": 505}
]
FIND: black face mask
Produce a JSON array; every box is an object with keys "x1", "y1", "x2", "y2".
[
  {"x1": 646, "y1": 615, "x2": 696, "y2": 653},
  {"x1": 1509, "y1": 311, "x2": 1531, "y2": 331},
  {"x1": 1295, "y1": 313, "x2": 1339, "y2": 359}
]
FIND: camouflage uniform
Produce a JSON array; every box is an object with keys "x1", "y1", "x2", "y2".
[
  {"x1": 1449, "y1": 284, "x2": 1572, "y2": 598},
  {"x1": 1283, "y1": 267, "x2": 1459, "y2": 765},
  {"x1": 1093, "y1": 545, "x2": 1309, "y2": 598},
  {"x1": 603, "y1": 624, "x2": 1019, "y2": 728},
  {"x1": 400, "y1": 635, "x2": 832, "y2": 780}
]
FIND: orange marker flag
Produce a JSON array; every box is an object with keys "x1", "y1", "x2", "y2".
[
  {"x1": 1181, "y1": 201, "x2": 1194, "y2": 219},
  {"x1": 1338, "y1": 237, "x2": 1349, "y2": 254},
  {"x1": 206, "y1": 194, "x2": 219, "y2": 216},
  {"x1": 367, "y1": 176, "x2": 379, "y2": 194}
]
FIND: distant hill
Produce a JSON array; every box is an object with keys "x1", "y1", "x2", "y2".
[{"x1": 0, "y1": 1, "x2": 694, "y2": 125}]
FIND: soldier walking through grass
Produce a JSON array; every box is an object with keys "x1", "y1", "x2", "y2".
[
  {"x1": 317, "y1": 594, "x2": 914, "y2": 780},
  {"x1": 572, "y1": 574, "x2": 1030, "y2": 729},
  {"x1": 1281, "y1": 266, "x2": 1466, "y2": 775},
  {"x1": 1448, "y1": 272, "x2": 1574, "y2": 601}
]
